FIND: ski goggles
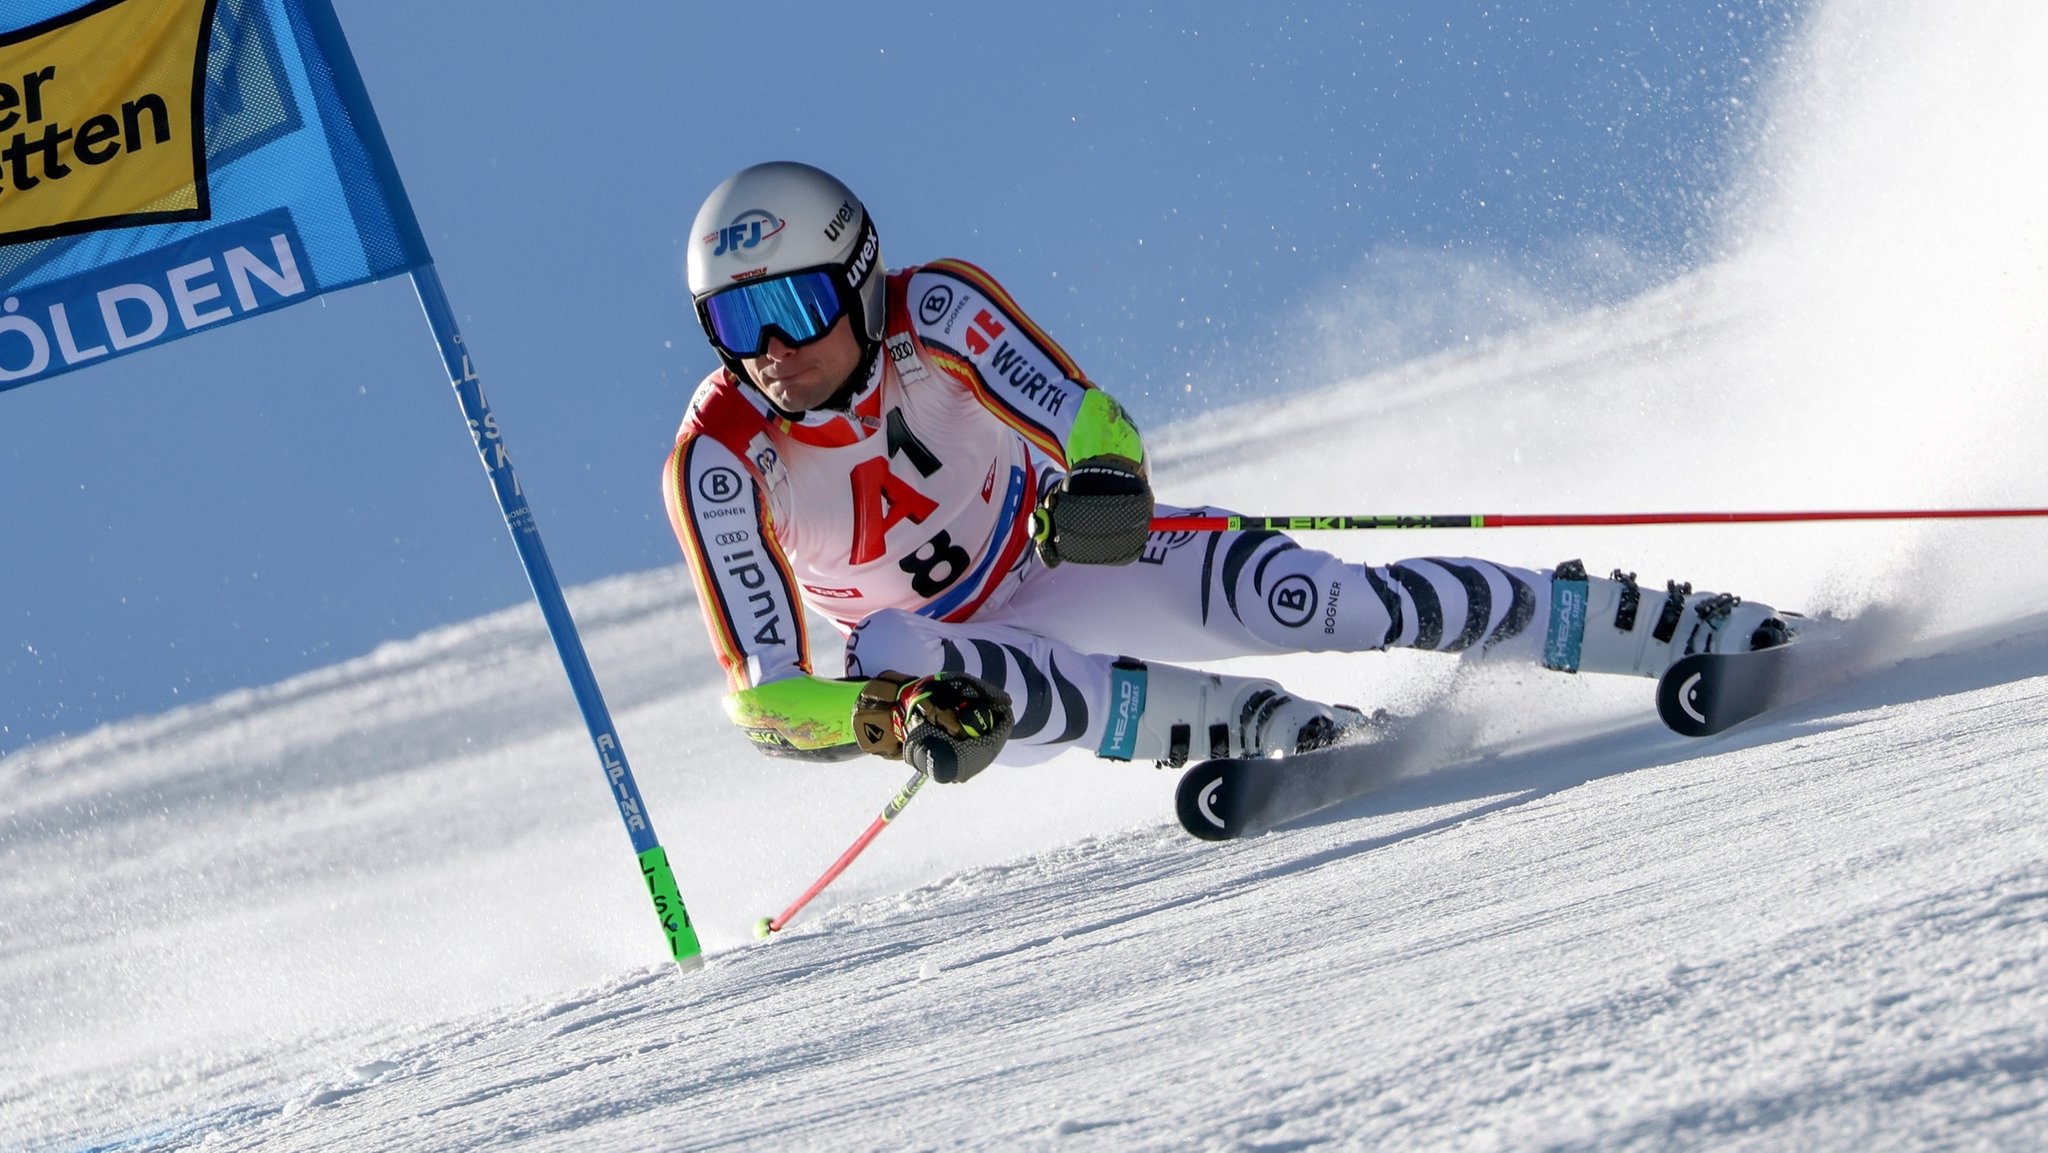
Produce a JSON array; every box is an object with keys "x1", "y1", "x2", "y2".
[{"x1": 699, "y1": 269, "x2": 847, "y2": 359}]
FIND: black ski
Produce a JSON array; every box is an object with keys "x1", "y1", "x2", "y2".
[
  {"x1": 1177, "y1": 643, "x2": 1808, "y2": 840},
  {"x1": 1175, "y1": 740, "x2": 1404, "y2": 841},
  {"x1": 1656, "y1": 643, "x2": 1798, "y2": 737}
]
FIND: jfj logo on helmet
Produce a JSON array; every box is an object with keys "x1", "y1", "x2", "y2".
[{"x1": 708, "y1": 209, "x2": 784, "y2": 257}]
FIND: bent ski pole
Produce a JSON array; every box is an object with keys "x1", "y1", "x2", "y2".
[
  {"x1": 1151, "y1": 507, "x2": 2048, "y2": 533},
  {"x1": 756, "y1": 769, "x2": 928, "y2": 938}
]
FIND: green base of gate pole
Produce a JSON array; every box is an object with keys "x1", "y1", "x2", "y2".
[{"x1": 639, "y1": 845, "x2": 704, "y2": 970}]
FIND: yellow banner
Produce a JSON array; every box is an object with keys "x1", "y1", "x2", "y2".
[{"x1": 0, "y1": 0, "x2": 215, "y2": 246}]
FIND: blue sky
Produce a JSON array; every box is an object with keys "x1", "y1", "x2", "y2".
[{"x1": 0, "y1": 1, "x2": 1806, "y2": 753}]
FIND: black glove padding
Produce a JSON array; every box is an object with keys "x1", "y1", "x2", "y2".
[
  {"x1": 1033, "y1": 454, "x2": 1153, "y2": 567},
  {"x1": 853, "y1": 671, "x2": 1014, "y2": 783}
]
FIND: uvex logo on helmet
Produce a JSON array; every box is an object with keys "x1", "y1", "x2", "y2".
[
  {"x1": 824, "y1": 200, "x2": 856, "y2": 242},
  {"x1": 707, "y1": 210, "x2": 785, "y2": 258},
  {"x1": 843, "y1": 218, "x2": 879, "y2": 291}
]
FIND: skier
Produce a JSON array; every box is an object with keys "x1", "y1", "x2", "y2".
[{"x1": 664, "y1": 161, "x2": 1793, "y2": 784}]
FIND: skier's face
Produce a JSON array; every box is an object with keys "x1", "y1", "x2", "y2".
[{"x1": 742, "y1": 316, "x2": 861, "y2": 413}]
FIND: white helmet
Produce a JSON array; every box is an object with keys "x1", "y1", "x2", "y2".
[{"x1": 686, "y1": 162, "x2": 885, "y2": 402}]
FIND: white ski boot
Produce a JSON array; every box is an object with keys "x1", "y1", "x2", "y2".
[
  {"x1": 1109, "y1": 660, "x2": 1368, "y2": 766},
  {"x1": 1548, "y1": 561, "x2": 1796, "y2": 678}
]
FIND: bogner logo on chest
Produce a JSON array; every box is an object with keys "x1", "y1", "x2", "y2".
[{"x1": 848, "y1": 408, "x2": 969, "y2": 597}]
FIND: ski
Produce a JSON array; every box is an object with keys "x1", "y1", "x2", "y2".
[
  {"x1": 1656, "y1": 643, "x2": 1798, "y2": 737},
  {"x1": 1177, "y1": 641, "x2": 1810, "y2": 840},
  {"x1": 1175, "y1": 739, "x2": 1405, "y2": 841}
]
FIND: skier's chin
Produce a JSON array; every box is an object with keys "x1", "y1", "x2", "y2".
[{"x1": 756, "y1": 372, "x2": 839, "y2": 414}]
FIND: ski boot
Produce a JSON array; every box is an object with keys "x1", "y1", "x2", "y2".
[
  {"x1": 1550, "y1": 561, "x2": 1797, "y2": 678},
  {"x1": 1108, "y1": 660, "x2": 1369, "y2": 766}
]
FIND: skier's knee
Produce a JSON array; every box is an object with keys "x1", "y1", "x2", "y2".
[
  {"x1": 845, "y1": 608, "x2": 936, "y2": 679},
  {"x1": 1230, "y1": 548, "x2": 1388, "y2": 651}
]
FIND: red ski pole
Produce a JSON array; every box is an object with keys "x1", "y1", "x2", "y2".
[
  {"x1": 1150, "y1": 507, "x2": 2048, "y2": 533},
  {"x1": 756, "y1": 769, "x2": 928, "y2": 938}
]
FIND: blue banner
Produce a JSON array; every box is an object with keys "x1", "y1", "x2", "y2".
[{"x1": 0, "y1": 0, "x2": 428, "y2": 390}]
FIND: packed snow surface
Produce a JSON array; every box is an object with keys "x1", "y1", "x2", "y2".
[{"x1": 6, "y1": 1, "x2": 2048, "y2": 1148}]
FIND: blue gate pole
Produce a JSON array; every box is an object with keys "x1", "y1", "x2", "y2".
[{"x1": 410, "y1": 264, "x2": 703, "y2": 970}]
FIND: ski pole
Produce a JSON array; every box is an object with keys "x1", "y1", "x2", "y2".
[
  {"x1": 756, "y1": 769, "x2": 929, "y2": 938},
  {"x1": 1151, "y1": 507, "x2": 2048, "y2": 533}
]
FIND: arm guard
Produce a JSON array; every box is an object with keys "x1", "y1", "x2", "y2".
[
  {"x1": 723, "y1": 676, "x2": 866, "y2": 761},
  {"x1": 1065, "y1": 389, "x2": 1147, "y2": 475}
]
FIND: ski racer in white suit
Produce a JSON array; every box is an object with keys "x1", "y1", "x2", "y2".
[{"x1": 665, "y1": 162, "x2": 1794, "y2": 783}]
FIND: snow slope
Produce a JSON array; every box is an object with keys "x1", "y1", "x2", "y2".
[
  {"x1": 4, "y1": 542, "x2": 2046, "y2": 1151},
  {"x1": 7, "y1": 1, "x2": 2048, "y2": 1148}
]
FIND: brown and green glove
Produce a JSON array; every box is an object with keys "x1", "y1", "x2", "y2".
[{"x1": 853, "y1": 671, "x2": 1015, "y2": 783}]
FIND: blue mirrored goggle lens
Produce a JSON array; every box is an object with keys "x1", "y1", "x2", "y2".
[{"x1": 703, "y1": 271, "x2": 846, "y2": 357}]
